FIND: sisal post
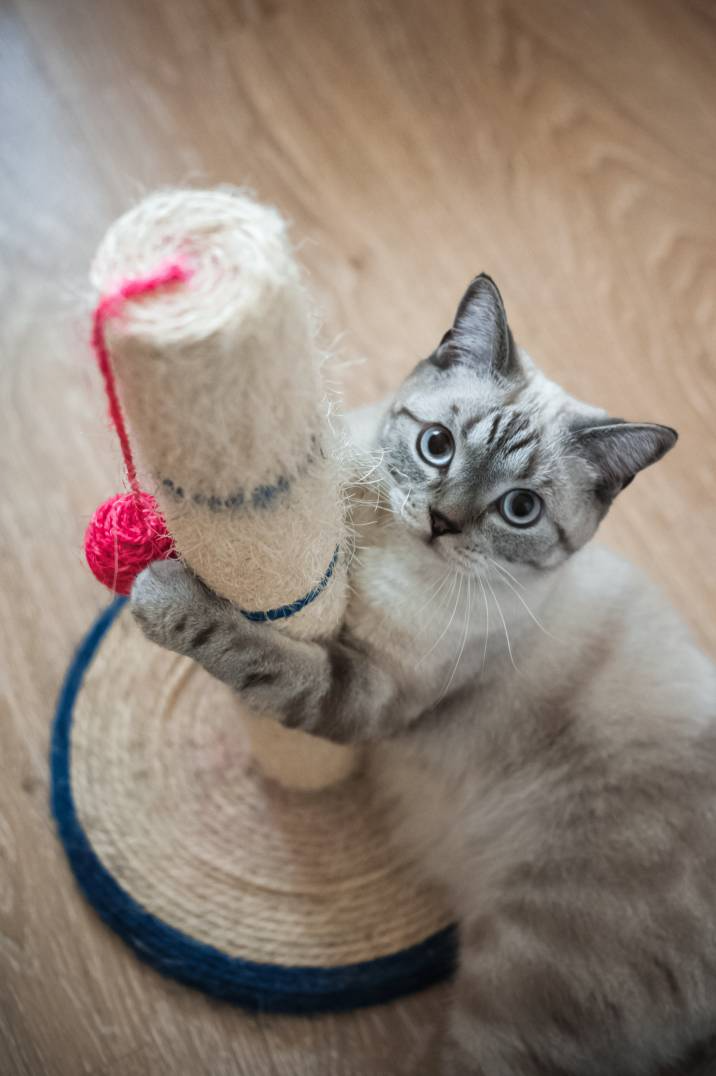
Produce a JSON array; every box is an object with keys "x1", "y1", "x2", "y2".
[{"x1": 91, "y1": 189, "x2": 356, "y2": 790}]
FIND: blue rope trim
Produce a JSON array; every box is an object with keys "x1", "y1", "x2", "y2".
[
  {"x1": 50, "y1": 597, "x2": 457, "y2": 1014},
  {"x1": 240, "y1": 545, "x2": 341, "y2": 623}
]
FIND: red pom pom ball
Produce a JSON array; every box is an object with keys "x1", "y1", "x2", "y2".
[{"x1": 85, "y1": 491, "x2": 175, "y2": 595}]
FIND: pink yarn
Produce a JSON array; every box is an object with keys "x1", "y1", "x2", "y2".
[
  {"x1": 85, "y1": 491, "x2": 175, "y2": 595},
  {"x1": 85, "y1": 261, "x2": 192, "y2": 594}
]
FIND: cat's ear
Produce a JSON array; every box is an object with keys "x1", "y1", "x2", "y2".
[
  {"x1": 433, "y1": 274, "x2": 521, "y2": 381},
  {"x1": 571, "y1": 420, "x2": 677, "y2": 500}
]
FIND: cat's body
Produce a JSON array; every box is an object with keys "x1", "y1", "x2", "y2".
[
  {"x1": 132, "y1": 276, "x2": 716, "y2": 1074},
  {"x1": 359, "y1": 524, "x2": 716, "y2": 1075}
]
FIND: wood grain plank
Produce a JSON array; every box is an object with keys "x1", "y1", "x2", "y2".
[{"x1": 1, "y1": 0, "x2": 714, "y2": 1072}]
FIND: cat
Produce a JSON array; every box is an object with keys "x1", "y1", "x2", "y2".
[{"x1": 131, "y1": 274, "x2": 716, "y2": 1075}]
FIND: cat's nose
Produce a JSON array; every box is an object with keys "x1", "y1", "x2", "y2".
[{"x1": 429, "y1": 508, "x2": 462, "y2": 539}]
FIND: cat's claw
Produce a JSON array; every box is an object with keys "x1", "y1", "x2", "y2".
[{"x1": 130, "y1": 559, "x2": 211, "y2": 653}]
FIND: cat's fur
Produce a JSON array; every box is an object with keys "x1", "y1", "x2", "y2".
[{"x1": 131, "y1": 275, "x2": 716, "y2": 1075}]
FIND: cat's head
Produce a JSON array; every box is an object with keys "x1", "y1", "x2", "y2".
[{"x1": 379, "y1": 274, "x2": 677, "y2": 575}]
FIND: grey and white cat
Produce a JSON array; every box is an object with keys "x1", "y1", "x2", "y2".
[{"x1": 132, "y1": 275, "x2": 716, "y2": 1075}]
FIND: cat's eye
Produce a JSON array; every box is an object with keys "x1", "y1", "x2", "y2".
[
  {"x1": 498, "y1": 489, "x2": 543, "y2": 527},
  {"x1": 417, "y1": 425, "x2": 454, "y2": 467}
]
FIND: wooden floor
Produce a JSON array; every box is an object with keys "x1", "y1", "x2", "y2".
[{"x1": 1, "y1": 1, "x2": 715, "y2": 1073}]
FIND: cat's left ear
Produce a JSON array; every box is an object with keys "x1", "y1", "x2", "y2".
[
  {"x1": 571, "y1": 420, "x2": 678, "y2": 500},
  {"x1": 433, "y1": 274, "x2": 521, "y2": 381}
]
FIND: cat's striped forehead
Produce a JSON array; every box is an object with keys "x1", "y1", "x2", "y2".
[
  {"x1": 391, "y1": 362, "x2": 566, "y2": 488},
  {"x1": 461, "y1": 407, "x2": 543, "y2": 483}
]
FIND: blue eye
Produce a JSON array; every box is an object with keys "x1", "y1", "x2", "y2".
[
  {"x1": 417, "y1": 425, "x2": 454, "y2": 467},
  {"x1": 499, "y1": 489, "x2": 542, "y2": 527}
]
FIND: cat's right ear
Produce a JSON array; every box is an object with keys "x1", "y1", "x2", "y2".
[
  {"x1": 431, "y1": 274, "x2": 521, "y2": 381},
  {"x1": 571, "y1": 419, "x2": 678, "y2": 502}
]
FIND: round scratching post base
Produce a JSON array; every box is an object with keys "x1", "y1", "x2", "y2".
[{"x1": 52, "y1": 602, "x2": 457, "y2": 1013}]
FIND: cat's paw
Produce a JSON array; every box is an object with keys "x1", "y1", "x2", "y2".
[{"x1": 130, "y1": 559, "x2": 213, "y2": 654}]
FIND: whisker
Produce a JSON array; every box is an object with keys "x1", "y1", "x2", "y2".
[
  {"x1": 489, "y1": 560, "x2": 559, "y2": 640},
  {"x1": 439, "y1": 575, "x2": 472, "y2": 701},
  {"x1": 477, "y1": 575, "x2": 490, "y2": 674},
  {"x1": 414, "y1": 566, "x2": 455, "y2": 617},
  {"x1": 488, "y1": 558, "x2": 526, "y2": 591},
  {"x1": 421, "y1": 571, "x2": 461, "y2": 661},
  {"x1": 484, "y1": 574, "x2": 518, "y2": 673},
  {"x1": 399, "y1": 486, "x2": 413, "y2": 516}
]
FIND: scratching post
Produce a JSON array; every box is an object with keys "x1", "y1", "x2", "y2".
[
  {"x1": 54, "y1": 187, "x2": 455, "y2": 1009},
  {"x1": 91, "y1": 189, "x2": 355, "y2": 790}
]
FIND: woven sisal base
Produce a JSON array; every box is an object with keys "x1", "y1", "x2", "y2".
[{"x1": 51, "y1": 599, "x2": 456, "y2": 1013}]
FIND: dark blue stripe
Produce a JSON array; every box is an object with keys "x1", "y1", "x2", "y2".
[
  {"x1": 240, "y1": 545, "x2": 341, "y2": 623},
  {"x1": 50, "y1": 597, "x2": 457, "y2": 1014},
  {"x1": 162, "y1": 469, "x2": 294, "y2": 513}
]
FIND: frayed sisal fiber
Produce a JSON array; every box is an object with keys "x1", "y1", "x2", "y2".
[{"x1": 91, "y1": 189, "x2": 356, "y2": 789}]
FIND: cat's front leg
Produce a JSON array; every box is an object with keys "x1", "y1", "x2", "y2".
[{"x1": 131, "y1": 560, "x2": 401, "y2": 743}]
